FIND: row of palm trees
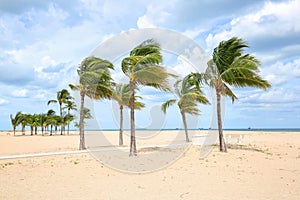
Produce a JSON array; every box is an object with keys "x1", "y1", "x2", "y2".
[
  {"x1": 10, "y1": 89, "x2": 79, "y2": 136},
  {"x1": 10, "y1": 110, "x2": 73, "y2": 136},
  {"x1": 70, "y1": 37, "x2": 271, "y2": 155}
]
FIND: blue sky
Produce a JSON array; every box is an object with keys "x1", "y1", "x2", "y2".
[{"x1": 0, "y1": 0, "x2": 300, "y2": 130}]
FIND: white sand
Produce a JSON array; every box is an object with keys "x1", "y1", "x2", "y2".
[{"x1": 0, "y1": 130, "x2": 299, "y2": 199}]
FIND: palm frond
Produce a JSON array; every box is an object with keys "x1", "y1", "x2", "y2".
[{"x1": 161, "y1": 99, "x2": 177, "y2": 114}]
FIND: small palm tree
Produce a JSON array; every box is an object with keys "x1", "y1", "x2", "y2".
[
  {"x1": 70, "y1": 56, "x2": 114, "y2": 150},
  {"x1": 63, "y1": 101, "x2": 77, "y2": 134},
  {"x1": 38, "y1": 114, "x2": 48, "y2": 136},
  {"x1": 162, "y1": 75, "x2": 209, "y2": 142},
  {"x1": 53, "y1": 115, "x2": 62, "y2": 134},
  {"x1": 46, "y1": 109, "x2": 56, "y2": 135},
  {"x1": 112, "y1": 83, "x2": 145, "y2": 145},
  {"x1": 26, "y1": 114, "x2": 35, "y2": 135},
  {"x1": 10, "y1": 111, "x2": 23, "y2": 136},
  {"x1": 122, "y1": 39, "x2": 173, "y2": 156},
  {"x1": 48, "y1": 89, "x2": 73, "y2": 135},
  {"x1": 19, "y1": 113, "x2": 27, "y2": 135},
  {"x1": 193, "y1": 37, "x2": 271, "y2": 152},
  {"x1": 63, "y1": 114, "x2": 75, "y2": 135}
]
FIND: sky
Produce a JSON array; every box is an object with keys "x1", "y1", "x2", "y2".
[{"x1": 0, "y1": 0, "x2": 300, "y2": 130}]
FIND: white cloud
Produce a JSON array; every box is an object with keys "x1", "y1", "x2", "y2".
[
  {"x1": 137, "y1": 4, "x2": 172, "y2": 29},
  {"x1": 262, "y1": 57, "x2": 300, "y2": 85},
  {"x1": 12, "y1": 89, "x2": 28, "y2": 97},
  {"x1": 0, "y1": 99, "x2": 8, "y2": 105},
  {"x1": 205, "y1": 0, "x2": 300, "y2": 52}
]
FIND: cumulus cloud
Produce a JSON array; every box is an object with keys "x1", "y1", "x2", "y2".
[
  {"x1": 11, "y1": 89, "x2": 28, "y2": 98},
  {"x1": 262, "y1": 58, "x2": 300, "y2": 85},
  {"x1": 205, "y1": 0, "x2": 300, "y2": 58}
]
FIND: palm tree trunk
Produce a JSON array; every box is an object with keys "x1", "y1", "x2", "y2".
[
  {"x1": 13, "y1": 127, "x2": 16, "y2": 136},
  {"x1": 119, "y1": 105, "x2": 124, "y2": 146},
  {"x1": 50, "y1": 124, "x2": 53, "y2": 136},
  {"x1": 216, "y1": 88, "x2": 227, "y2": 152},
  {"x1": 42, "y1": 126, "x2": 44, "y2": 136},
  {"x1": 79, "y1": 91, "x2": 86, "y2": 150},
  {"x1": 22, "y1": 124, "x2": 25, "y2": 135},
  {"x1": 129, "y1": 80, "x2": 137, "y2": 156},
  {"x1": 67, "y1": 109, "x2": 70, "y2": 135},
  {"x1": 60, "y1": 103, "x2": 63, "y2": 135},
  {"x1": 180, "y1": 110, "x2": 190, "y2": 142},
  {"x1": 35, "y1": 127, "x2": 37, "y2": 135},
  {"x1": 30, "y1": 126, "x2": 33, "y2": 135}
]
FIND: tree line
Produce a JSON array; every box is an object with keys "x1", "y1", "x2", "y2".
[{"x1": 10, "y1": 89, "x2": 92, "y2": 136}]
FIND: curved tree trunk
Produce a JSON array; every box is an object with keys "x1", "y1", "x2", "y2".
[
  {"x1": 79, "y1": 91, "x2": 86, "y2": 150},
  {"x1": 180, "y1": 110, "x2": 190, "y2": 142},
  {"x1": 119, "y1": 105, "x2": 124, "y2": 146},
  {"x1": 216, "y1": 88, "x2": 227, "y2": 152},
  {"x1": 129, "y1": 80, "x2": 137, "y2": 156}
]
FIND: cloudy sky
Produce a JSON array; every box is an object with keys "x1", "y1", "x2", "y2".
[{"x1": 1, "y1": 0, "x2": 299, "y2": 130}]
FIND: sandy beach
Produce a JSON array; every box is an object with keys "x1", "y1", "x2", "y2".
[{"x1": 0, "y1": 130, "x2": 299, "y2": 199}]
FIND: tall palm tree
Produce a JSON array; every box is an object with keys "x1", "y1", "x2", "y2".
[
  {"x1": 112, "y1": 83, "x2": 145, "y2": 146},
  {"x1": 193, "y1": 37, "x2": 271, "y2": 152},
  {"x1": 48, "y1": 89, "x2": 73, "y2": 135},
  {"x1": 63, "y1": 101, "x2": 77, "y2": 134},
  {"x1": 69, "y1": 56, "x2": 114, "y2": 150},
  {"x1": 10, "y1": 111, "x2": 23, "y2": 136},
  {"x1": 122, "y1": 39, "x2": 173, "y2": 156},
  {"x1": 161, "y1": 75, "x2": 209, "y2": 142}
]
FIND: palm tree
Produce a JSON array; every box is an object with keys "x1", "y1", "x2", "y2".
[
  {"x1": 63, "y1": 114, "x2": 75, "y2": 135},
  {"x1": 122, "y1": 39, "x2": 173, "y2": 156},
  {"x1": 26, "y1": 114, "x2": 35, "y2": 135},
  {"x1": 38, "y1": 114, "x2": 48, "y2": 136},
  {"x1": 19, "y1": 113, "x2": 27, "y2": 135},
  {"x1": 69, "y1": 56, "x2": 114, "y2": 150},
  {"x1": 10, "y1": 111, "x2": 23, "y2": 136},
  {"x1": 46, "y1": 109, "x2": 56, "y2": 135},
  {"x1": 193, "y1": 37, "x2": 271, "y2": 152},
  {"x1": 10, "y1": 112, "x2": 22, "y2": 136},
  {"x1": 161, "y1": 75, "x2": 209, "y2": 142},
  {"x1": 74, "y1": 108, "x2": 93, "y2": 130},
  {"x1": 48, "y1": 89, "x2": 73, "y2": 135},
  {"x1": 53, "y1": 115, "x2": 62, "y2": 134},
  {"x1": 63, "y1": 101, "x2": 77, "y2": 134},
  {"x1": 112, "y1": 83, "x2": 145, "y2": 146}
]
